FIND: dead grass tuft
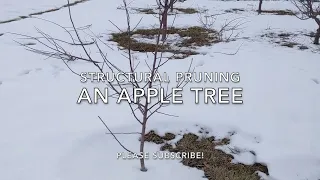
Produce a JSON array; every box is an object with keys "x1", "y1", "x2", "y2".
[
  {"x1": 280, "y1": 42, "x2": 299, "y2": 48},
  {"x1": 175, "y1": 8, "x2": 199, "y2": 14},
  {"x1": 162, "y1": 132, "x2": 176, "y2": 141},
  {"x1": 258, "y1": 9, "x2": 296, "y2": 16},
  {"x1": 134, "y1": 7, "x2": 199, "y2": 14},
  {"x1": 143, "y1": 131, "x2": 177, "y2": 144},
  {"x1": 144, "y1": 130, "x2": 165, "y2": 144},
  {"x1": 225, "y1": 8, "x2": 245, "y2": 13},
  {"x1": 134, "y1": 8, "x2": 157, "y2": 14},
  {"x1": 261, "y1": 31, "x2": 310, "y2": 50}
]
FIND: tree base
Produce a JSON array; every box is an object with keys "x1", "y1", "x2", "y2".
[{"x1": 140, "y1": 167, "x2": 148, "y2": 172}]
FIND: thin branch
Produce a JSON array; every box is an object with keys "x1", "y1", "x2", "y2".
[{"x1": 98, "y1": 116, "x2": 134, "y2": 154}]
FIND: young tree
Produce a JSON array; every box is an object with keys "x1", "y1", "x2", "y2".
[
  {"x1": 16, "y1": 0, "x2": 236, "y2": 173},
  {"x1": 292, "y1": 0, "x2": 320, "y2": 44},
  {"x1": 16, "y1": 0, "x2": 194, "y2": 172}
]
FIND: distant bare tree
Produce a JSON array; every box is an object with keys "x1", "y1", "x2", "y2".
[
  {"x1": 258, "y1": 0, "x2": 263, "y2": 14},
  {"x1": 292, "y1": 0, "x2": 320, "y2": 44},
  {"x1": 197, "y1": 10, "x2": 246, "y2": 42},
  {"x1": 157, "y1": 0, "x2": 178, "y2": 41}
]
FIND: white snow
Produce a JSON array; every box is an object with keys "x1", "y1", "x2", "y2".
[
  {"x1": 0, "y1": 0, "x2": 85, "y2": 21},
  {"x1": 0, "y1": 0, "x2": 320, "y2": 180}
]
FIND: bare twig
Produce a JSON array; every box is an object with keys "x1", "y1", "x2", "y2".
[{"x1": 98, "y1": 116, "x2": 134, "y2": 154}]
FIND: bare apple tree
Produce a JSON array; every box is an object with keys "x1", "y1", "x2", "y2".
[
  {"x1": 292, "y1": 0, "x2": 320, "y2": 44},
  {"x1": 197, "y1": 10, "x2": 246, "y2": 42},
  {"x1": 15, "y1": 0, "x2": 195, "y2": 172},
  {"x1": 15, "y1": 0, "x2": 239, "y2": 173},
  {"x1": 258, "y1": 0, "x2": 263, "y2": 14}
]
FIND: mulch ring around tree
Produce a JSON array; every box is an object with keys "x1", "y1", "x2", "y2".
[{"x1": 109, "y1": 26, "x2": 220, "y2": 59}]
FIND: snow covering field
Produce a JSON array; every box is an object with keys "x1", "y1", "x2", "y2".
[
  {"x1": 0, "y1": 0, "x2": 320, "y2": 180},
  {"x1": 0, "y1": 0, "x2": 85, "y2": 21}
]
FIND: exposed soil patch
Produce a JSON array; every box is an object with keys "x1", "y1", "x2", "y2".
[
  {"x1": 144, "y1": 130, "x2": 269, "y2": 180},
  {"x1": 257, "y1": 9, "x2": 296, "y2": 16},
  {"x1": 0, "y1": 0, "x2": 89, "y2": 25},
  {"x1": 261, "y1": 31, "x2": 310, "y2": 50},
  {"x1": 110, "y1": 26, "x2": 220, "y2": 59}
]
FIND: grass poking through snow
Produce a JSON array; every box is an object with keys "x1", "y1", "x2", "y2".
[
  {"x1": 133, "y1": 7, "x2": 200, "y2": 14},
  {"x1": 257, "y1": 9, "x2": 296, "y2": 16},
  {"x1": 144, "y1": 130, "x2": 269, "y2": 180},
  {"x1": 110, "y1": 26, "x2": 220, "y2": 59}
]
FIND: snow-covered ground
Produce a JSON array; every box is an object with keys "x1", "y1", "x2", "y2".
[
  {"x1": 0, "y1": 0, "x2": 85, "y2": 21},
  {"x1": 0, "y1": 0, "x2": 319, "y2": 180}
]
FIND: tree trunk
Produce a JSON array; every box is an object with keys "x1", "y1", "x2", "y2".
[
  {"x1": 314, "y1": 28, "x2": 320, "y2": 45},
  {"x1": 258, "y1": 0, "x2": 263, "y2": 14},
  {"x1": 139, "y1": 114, "x2": 148, "y2": 172},
  {"x1": 161, "y1": 10, "x2": 168, "y2": 41},
  {"x1": 170, "y1": 2, "x2": 174, "y2": 12},
  {"x1": 139, "y1": 97, "x2": 152, "y2": 172}
]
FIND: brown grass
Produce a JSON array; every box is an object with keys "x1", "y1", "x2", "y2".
[
  {"x1": 134, "y1": 8, "x2": 157, "y2": 14},
  {"x1": 225, "y1": 8, "x2": 245, "y2": 13},
  {"x1": 110, "y1": 26, "x2": 219, "y2": 59},
  {"x1": 261, "y1": 31, "x2": 308, "y2": 49},
  {"x1": 144, "y1": 130, "x2": 269, "y2": 180},
  {"x1": 134, "y1": 7, "x2": 199, "y2": 14},
  {"x1": 258, "y1": 9, "x2": 296, "y2": 16},
  {"x1": 175, "y1": 8, "x2": 199, "y2": 14},
  {"x1": 111, "y1": 26, "x2": 219, "y2": 47}
]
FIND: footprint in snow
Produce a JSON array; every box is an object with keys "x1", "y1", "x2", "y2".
[
  {"x1": 196, "y1": 60, "x2": 205, "y2": 67},
  {"x1": 0, "y1": 81, "x2": 2, "y2": 86},
  {"x1": 35, "y1": 68, "x2": 42, "y2": 72},
  {"x1": 21, "y1": 42, "x2": 36, "y2": 46},
  {"x1": 311, "y1": 78, "x2": 319, "y2": 84},
  {"x1": 52, "y1": 65, "x2": 64, "y2": 77},
  {"x1": 18, "y1": 69, "x2": 32, "y2": 76}
]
